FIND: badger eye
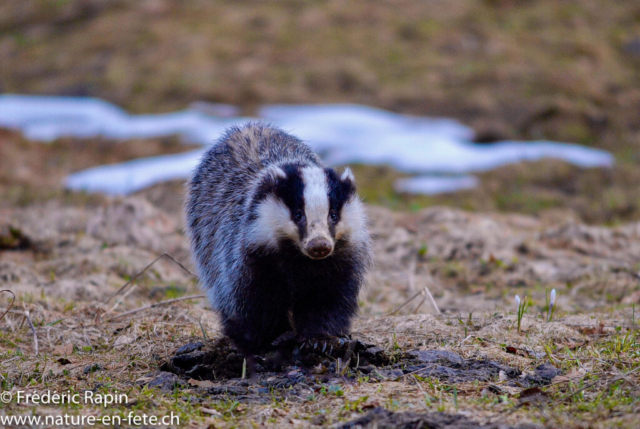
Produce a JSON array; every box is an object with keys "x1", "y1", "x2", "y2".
[
  {"x1": 329, "y1": 210, "x2": 338, "y2": 222},
  {"x1": 294, "y1": 210, "x2": 304, "y2": 221}
]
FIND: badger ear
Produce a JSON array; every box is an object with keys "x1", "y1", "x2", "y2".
[
  {"x1": 341, "y1": 167, "x2": 355, "y2": 184},
  {"x1": 265, "y1": 165, "x2": 287, "y2": 181}
]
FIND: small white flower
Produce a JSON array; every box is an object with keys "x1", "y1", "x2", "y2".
[
  {"x1": 515, "y1": 295, "x2": 521, "y2": 306},
  {"x1": 547, "y1": 289, "x2": 557, "y2": 322}
]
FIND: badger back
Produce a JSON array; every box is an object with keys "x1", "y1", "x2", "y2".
[{"x1": 185, "y1": 124, "x2": 325, "y2": 287}]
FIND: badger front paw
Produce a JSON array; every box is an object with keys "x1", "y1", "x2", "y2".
[{"x1": 270, "y1": 330, "x2": 297, "y2": 348}]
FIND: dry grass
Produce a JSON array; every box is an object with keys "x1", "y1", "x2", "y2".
[
  {"x1": 1, "y1": 289, "x2": 639, "y2": 428},
  {"x1": 1, "y1": 155, "x2": 640, "y2": 426}
]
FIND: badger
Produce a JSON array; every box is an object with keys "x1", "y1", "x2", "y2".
[{"x1": 185, "y1": 123, "x2": 372, "y2": 355}]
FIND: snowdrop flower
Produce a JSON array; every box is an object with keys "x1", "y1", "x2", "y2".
[
  {"x1": 547, "y1": 289, "x2": 557, "y2": 322},
  {"x1": 515, "y1": 295, "x2": 521, "y2": 307}
]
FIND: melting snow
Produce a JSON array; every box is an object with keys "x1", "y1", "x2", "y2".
[{"x1": 0, "y1": 95, "x2": 614, "y2": 195}]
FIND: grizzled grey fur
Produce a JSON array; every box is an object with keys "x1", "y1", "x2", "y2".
[{"x1": 185, "y1": 123, "x2": 372, "y2": 354}]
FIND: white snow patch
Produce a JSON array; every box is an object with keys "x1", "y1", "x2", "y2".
[
  {"x1": 65, "y1": 150, "x2": 206, "y2": 195},
  {"x1": 395, "y1": 176, "x2": 479, "y2": 195},
  {"x1": 0, "y1": 95, "x2": 615, "y2": 195}
]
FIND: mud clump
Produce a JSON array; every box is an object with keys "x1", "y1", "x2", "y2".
[
  {"x1": 376, "y1": 350, "x2": 559, "y2": 389},
  {"x1": 146, "y1": 372, "x2": 187, "y2": 392},
  {"x1": 160, "y1": 337, "x2": 561, "y2": 397},
  {"x1": 162, "y1": 336, "x2": 389, "y2": 383}
]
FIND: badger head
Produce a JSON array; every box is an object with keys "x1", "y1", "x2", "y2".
[{"x1": 247, "y1": 164, "x2": 367, "y2": 259}]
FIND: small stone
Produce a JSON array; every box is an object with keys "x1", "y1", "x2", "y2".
[
  {"x1": 172, "y1": 350, "x2": 206, "y2": 370},
  {"x1": 358, "y1": 365, "x2": 374, "y2": 374},
  {"x1": 83, "y1": 363, "x2": 103, "y2": 374},
  {"x1": 408, "y1": 350, "x2": 464, "y2": 365},
  {"x1": 147, "y1": 372, "x2": 186, "y2": 392},
  {"x1": 522, "y1": 363, "x2": 562, "y2": 386},
  {"x1": 365, "y1": 346, "x2": 384, "y2": 355},
  {"x1": 376, "y1": 369, "x2": 404, "y2": 380},
  {"x1": 534, "y1": 364, "x2": 562, "y2": 381},
  {"x1": 175, "y1": 342, "x2": 204, "y2": 355}
]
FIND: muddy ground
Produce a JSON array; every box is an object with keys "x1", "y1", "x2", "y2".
[{"x1": 1, "y1": 136, "x2": 640, "y2": 428}]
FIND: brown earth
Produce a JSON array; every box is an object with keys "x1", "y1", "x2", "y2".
[{"x1": 1, "y1": 137, "x2": 640, "y2": 428}]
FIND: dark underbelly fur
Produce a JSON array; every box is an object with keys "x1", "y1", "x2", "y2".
[{"x1": 220, "y1": 240, "x2": 361, "y2": 354}]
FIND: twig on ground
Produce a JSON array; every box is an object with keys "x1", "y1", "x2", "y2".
[
  {"x1": 108, "y1": 294, "x2": 206, "y2": 321},
  {"x1": 395, "y1": 258, "x2": 432, "y2": 315},
  {"x1": 0, "y1": 356, "x2": 20, "y2": 366},
  {"x1": 411, "y1": 373, "x2": 431, "y2": 410},
  {"x1": 412, "y1": 374, "x2": 427, "y2": 394},
  {"x1": 412, "y1": 294, "x2": 427, "y2": 314},
  {"x1": 407, "y1": 258, "x2": 417, "y2": 292},
  {"x1": 423, "y1": 285, "x2": 441, "y2": 315},
  {"x1": 199, "y1": 317, "x2": 209, "y2": 340},
  {"x1": 104, "y1": 253, "x2": 196, "y2": 305},
  {"x1": 0, "y1": 290, "x2": 16, "y2": 322},
  {"x1": 24, "y1": 310, "x2": 39, "y2": 356},
  {"x1": 402, "y1": 364, "x2": 437, "y2": 378},
  {"x1": 396, "y1": 286, "x2": 441, "y2": 316},
  {"x1": 102, "y1": 283, "x2": 139, "y2": 320},
  {"x1": 458, "y1": 335, "x2": 475, "y2": 346},
  {"x1": 200, "y1": 408, "x2": 223, "y2": 417},
  {"x1": 391, "y1": 290, "x2": 423, "y2": 315}
]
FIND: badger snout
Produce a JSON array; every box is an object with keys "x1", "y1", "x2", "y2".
[{"x1": 305, "y1": 237, "x2": 333, "y2": 259}]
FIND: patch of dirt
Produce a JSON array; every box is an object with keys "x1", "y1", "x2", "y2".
[
  {"x1": 162, "y1": 337, "x2": 388, "y2": 383},
  {"x1": 158, "y1": 334, "x2": 561, "y2": 403}
]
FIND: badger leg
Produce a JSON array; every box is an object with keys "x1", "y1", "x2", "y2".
[
  {"x1": 219, "y1": 260, "x2": 293, "y2": 354},
  {"x1": 291, "y1": 278, "x2": 359, "y2": 341},
  {"x1": 220, "y1": 302, "x2": 291, "y2": 355}
]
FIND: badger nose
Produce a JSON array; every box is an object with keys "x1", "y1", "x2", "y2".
[{"x1": 306, "y1": 238, "x2": 333, "y2": 259}]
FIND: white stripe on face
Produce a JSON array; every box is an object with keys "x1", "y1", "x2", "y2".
[
  {"x1": 301, "y1": 166, "x2": 331, "y2": 245},
  {"x1": 335, "y1": 196, "x2": 367, "y2": 243},
  {"x1": 248, "y1": 196, "x2": 298, "y2": 250}
]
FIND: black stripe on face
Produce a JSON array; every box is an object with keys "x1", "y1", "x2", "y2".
[
  {"x1": 325, "y1": 168, "x2": 356, "y2": 236},
  {"x1": 248, "y1": 163, "x2": 306, "y2": 224},
  {"x1": 247, "y1": 173, "x2": 279, "y2": 222},
  {"x1": 274, "y1": 164, "x2": 307, "y2": 240}
]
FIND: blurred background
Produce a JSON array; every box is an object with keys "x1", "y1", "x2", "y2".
[{"x1": 1, "y1": 0, "x2": 640, "y2": 223}]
